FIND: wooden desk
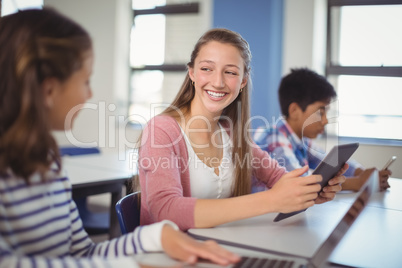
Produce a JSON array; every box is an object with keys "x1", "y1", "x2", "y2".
[
  {"x1": 62, "y1": 150, "x2": 137, "y2": 238},
  {"x1": 188, "y1": 178, "x2": 402, "y2": 268}
]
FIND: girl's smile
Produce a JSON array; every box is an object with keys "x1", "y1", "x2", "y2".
[{"x1": 205, "y1": 89, "x2": 228, "y2": 100}]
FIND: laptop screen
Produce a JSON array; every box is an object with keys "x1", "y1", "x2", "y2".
[{"x1": 310, "y1": 168, "x2": 377, "y2": 267}]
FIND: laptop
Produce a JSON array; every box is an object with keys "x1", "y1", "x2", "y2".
[
  {"x1": 134, "y1": 168, "x2": 376, "y2": 268},
  {"x1": 194, "y1": 168, "x2": 376, "y2": 268}
]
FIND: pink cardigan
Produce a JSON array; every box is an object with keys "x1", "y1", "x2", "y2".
[{"x1": 139, "y1": 115, "x2": 286, "y2": 230}]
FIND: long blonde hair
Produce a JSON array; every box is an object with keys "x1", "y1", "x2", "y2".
[{"x1": 163, "y1": 28, "x2": 253, "y2": 196}]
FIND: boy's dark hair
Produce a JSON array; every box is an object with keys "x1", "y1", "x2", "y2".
[{"x1": 278, "y1": 68, "x2": 337, "y2": 117}]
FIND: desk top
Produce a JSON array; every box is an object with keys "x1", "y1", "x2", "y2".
[
  {"x1": 335, "y1": 177, "x2": 402, "y2": 211},
  {"x1": 188, "y1": 178, "x2": 402, "y2": 268},
  {"x1": 62, "y1": 150, "x2": 137, "y2": 174},
  {"x1": 64, "y1": 164, "x2": 130, "y2": 186},
  {"x1": 62, "y1": 150, "x2": 137, "y2": 186},
  {"x1": 329, "y1": 204, "x2": 402, "y2": 267}
]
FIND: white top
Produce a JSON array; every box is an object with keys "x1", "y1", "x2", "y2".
[{"x1": 179, "y1": 123, "x2": 234, "y2": 198}]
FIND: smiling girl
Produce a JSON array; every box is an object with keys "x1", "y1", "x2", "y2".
[{"x1": 138, "y1": 28, "x2": 347, "y2": 231}]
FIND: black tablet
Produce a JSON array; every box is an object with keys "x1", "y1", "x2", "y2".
[{"x1": 273, "y1": 142, "x2": 359, "y2": 222}]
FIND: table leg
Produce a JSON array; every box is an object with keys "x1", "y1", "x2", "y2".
[{"x1": 109, "y1": 189, "x2": 123, "y2": 239}]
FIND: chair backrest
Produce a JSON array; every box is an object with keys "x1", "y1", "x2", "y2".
[{"x1": 115, "y1": 191, "x2": 141, "y2": 234}]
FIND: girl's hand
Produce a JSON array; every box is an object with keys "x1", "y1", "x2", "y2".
[
  {"x1": 315, "y1": 163, "x2": 348, "y2": 204},
  {"x1": 161, "y1": 225, "x2": 240, "y2": 266},
  {"x1": 270, "y1": 165, "x2": 322, "y2": 213}
]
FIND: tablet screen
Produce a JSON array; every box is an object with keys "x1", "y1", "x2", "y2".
[
  {"x1": 273, "y1": 142, "x2": 359, "y2": 222},
  {"x1": 313, "y1": 143, "x2": 360, "y2": 191}
]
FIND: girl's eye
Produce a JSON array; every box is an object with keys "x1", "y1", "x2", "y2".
[
  {"x1": 201, "y1": 67, "x2": 211, "y2": 71},
  {"x1": 226, "y1": 71, "x2": 237, "y2": 76}
]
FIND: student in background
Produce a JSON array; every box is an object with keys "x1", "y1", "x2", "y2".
[
  {"x1": 138, "y1": 29, "x2": 347, "y2": 231},
  {"x1": 253, "y1": 68, "x2": 391, "y2": 192},
  {"x1": 0, "y1": 8, "x2": 240, "y2": 267}
]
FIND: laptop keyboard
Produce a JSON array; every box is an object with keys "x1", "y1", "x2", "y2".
[{"x1": 233, "y1": 257, "x2": 298, "y2": 268}]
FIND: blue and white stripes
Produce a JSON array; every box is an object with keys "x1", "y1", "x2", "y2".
[{"x1": 0, "y1": 168, "x2": 170, "y2": 268}]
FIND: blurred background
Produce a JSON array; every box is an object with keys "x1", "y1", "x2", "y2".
[{"x1": 2, "y1": 0, "x2": 401, "y2": 177}]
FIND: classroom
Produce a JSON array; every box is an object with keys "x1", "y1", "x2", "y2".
[
  {"x1": 1, "y1": 0, "x2": 401, "y2": 267},
  {"x1": 26, "y1": 0, "x2": 401, "y2": 179}
]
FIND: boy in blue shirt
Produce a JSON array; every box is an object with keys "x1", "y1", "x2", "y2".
[{"x1": 253, "y1": 68, "x2": 391, "y2": 192}]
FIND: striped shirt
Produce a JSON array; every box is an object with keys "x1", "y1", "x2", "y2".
[{"x1": 0, "y1": 167, "x2": 172, "y2": 268}]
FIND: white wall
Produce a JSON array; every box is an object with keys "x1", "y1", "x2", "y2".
[
  {"x1": 282, "y1": 0, "x2": 327, "y2": 75},
  {"x1": 283, "y1": 0, "x2": 402, "y2": 178},
  {"x1": 45, "y1": 0, "x2": 140, "y2": 153}
]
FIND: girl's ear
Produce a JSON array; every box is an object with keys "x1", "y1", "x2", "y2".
[
  {"x1": 188, "y1": 67, "x2": 195, "y2": 82},
  {"x1": 240, "y1": 75, "x2": 248, "y2": 89},
  {"x1": 42, "y1": 78, "x2": 60, "y2": 108},
  {"x1": 288, "y1": 102, "x2": 302, "y2": 120}
]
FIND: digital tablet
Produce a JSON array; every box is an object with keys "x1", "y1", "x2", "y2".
[{"x1": 273, "y1": 142, "x2": 359, "y2": 222}]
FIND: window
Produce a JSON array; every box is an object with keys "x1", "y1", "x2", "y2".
[
  {"x1": 326, "y1": 0, "x2": 402, "y2": 141},
  {"x1": 129, "y1": 0, "x2": 210, "y2": 124},
  {"x1": 1, "y1": 0, "x2": 42, "y2": 16}
]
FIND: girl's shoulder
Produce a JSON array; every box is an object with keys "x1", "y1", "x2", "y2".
[
  {"x1": 147, "y1": 114, "x2": 181, "y2": 132},
  {"x1": 149, "y1": 114, "x2": 177, "y2": 124},
  {"x1": 141, "y1": 115, "x2": 188, "y2": 153},
  {"x1": 0, "y1": 168, "x2": 70, "y2": 194},
  {"x1": 143, "y1": 115, "x2": 184, "y2": 143}
]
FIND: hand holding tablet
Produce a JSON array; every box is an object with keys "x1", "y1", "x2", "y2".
[{"x1": 273, "y1": 143, "x2": 359, "y2": 222}]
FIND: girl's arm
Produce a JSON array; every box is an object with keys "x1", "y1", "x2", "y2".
[
  {"x1": 0, "y1": 235, "x2": 139, "y2": 268},
  {"x1": 194, "y1": 166, "x2": 322, "y2": 228},
  {"x1": 0, "y1": 221, "x2": 239, "y2": 268},
  {"x1": 139, "y1": 117, "x2": 197, "y2": 230}
]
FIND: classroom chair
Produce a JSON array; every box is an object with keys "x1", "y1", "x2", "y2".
[
  {"x1": 115, "y1": 191, "x2": 141, "y2": 234},
  {"x1": 60, "y1": 146, "x2": 110, "y2": 235}
]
